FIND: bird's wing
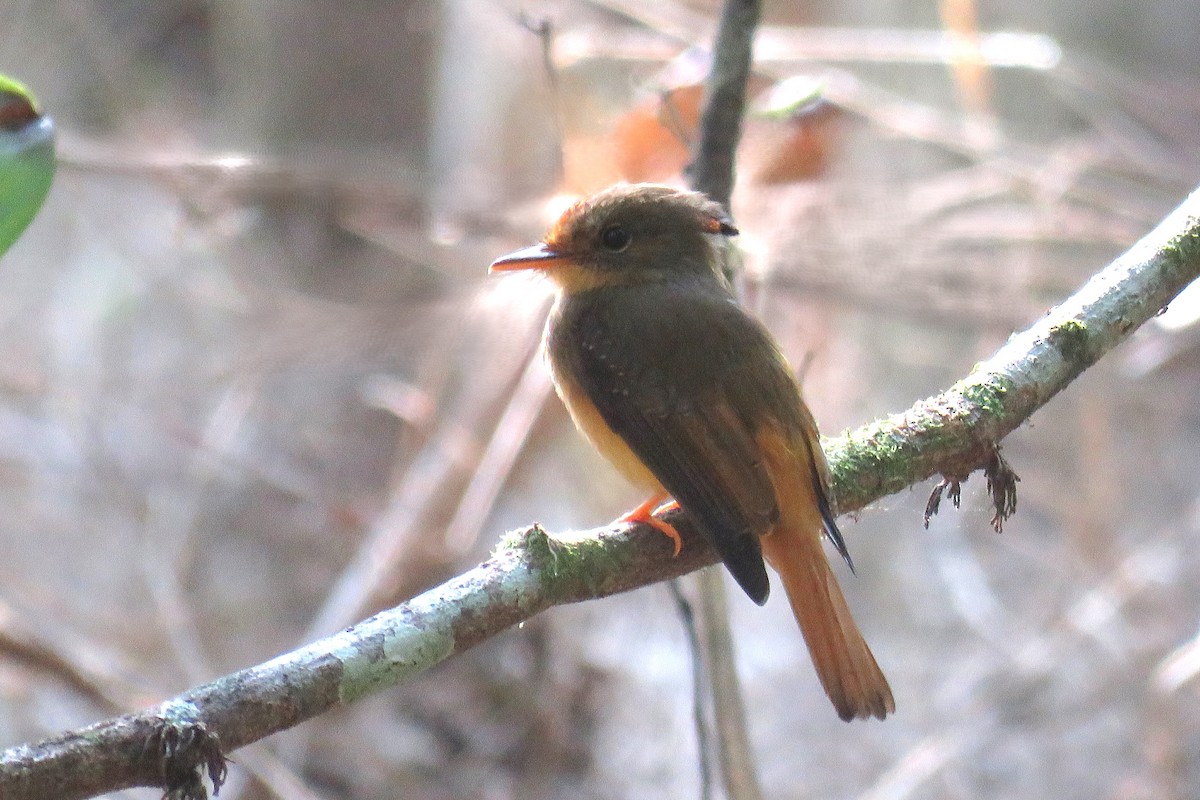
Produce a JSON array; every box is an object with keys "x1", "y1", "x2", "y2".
[
  {"x1": 562, "y1": 285, "x2": 789, "y2": 604},
  {"x1": 789, "y1": 394, "x2": 855, "y2": 570}
]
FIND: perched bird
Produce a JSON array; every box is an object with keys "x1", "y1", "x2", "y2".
[
  {"x1": 490, "y1": 184, "x2": 893, "y2": 721},
  {"x1": 0, "y1": 75, "x2": 55, "y2": 258}
]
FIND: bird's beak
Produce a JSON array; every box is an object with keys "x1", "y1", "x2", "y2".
[{"x1": 489, "y1": 243, "x2": 571, "y2": 273}]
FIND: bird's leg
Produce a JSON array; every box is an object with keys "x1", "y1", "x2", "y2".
[{"x1": 617, "y1": 491, "x2": 683, "y2": 556}]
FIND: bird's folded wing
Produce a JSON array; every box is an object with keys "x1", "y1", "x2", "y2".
[{"x1": 568, "y1": 299, "x2": 782, "y2": 603}]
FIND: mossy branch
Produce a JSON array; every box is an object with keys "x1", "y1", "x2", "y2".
[
  {"x1": 827, "y1": 187, "x2": 1200, "y2": 518},
  {"x1": 3, "y1": 190, "x2": 1199, "y2": 799}
]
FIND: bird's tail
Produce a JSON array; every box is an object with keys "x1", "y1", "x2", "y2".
[{"x1": 760, "y1": 503, "x2": 894, "y2": 721}]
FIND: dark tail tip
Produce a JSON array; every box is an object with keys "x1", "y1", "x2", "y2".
[{"x1": 728, "y1": 560, "x2": 770, "y2": 605}]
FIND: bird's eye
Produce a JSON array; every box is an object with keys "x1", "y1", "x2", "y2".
[{"x1": 600, "y1": 225, "x2": 631, "y2": 252}]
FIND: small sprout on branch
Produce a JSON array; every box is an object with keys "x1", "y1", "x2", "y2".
[
  {"x1": 921, "y1": 443, "x2": 1019, "y2": 533},
  {"x1": 142, "y1": 711, "x2": 226, "y2": 800},
  {"x1": 984, "y1": 445, "x2": 1020, "y2": 533},
  {"x1": 923, "y1": 476, "x2": 964, "y2": 528}
]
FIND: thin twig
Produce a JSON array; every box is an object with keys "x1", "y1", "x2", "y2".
[
  {"x1": 519, "y1": 12, "x2": 567, "y2": 186},
  {"x1": 304, "y1": 304, "x2": 545, "y2": 637},
  {"x1": 2, "y1": 184, "x2": 1199, "y2": 800},
  {"x1": 687, "y1": 0, "x2": 761, "y2": 209},
  {"x1": 685, "y1": 3, "x2": 767, "y2": 797},
  {"x1": 696, "y1": 568, "x2": 763, "y2": 800},
  {"x1": 442, "y1": 346, "x2": 555, "y2": 555},
  {"x1": 668, "y1": 579, "x2": 715, "y2": 800}
]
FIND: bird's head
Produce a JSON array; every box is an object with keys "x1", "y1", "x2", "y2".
[{"x1": 489, "y1": 183, "x2": 738, "y2": 292}]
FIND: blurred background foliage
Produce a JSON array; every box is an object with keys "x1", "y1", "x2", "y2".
[{"x1": 1, "y1": 1, "x2": 1200, "y2": 798}]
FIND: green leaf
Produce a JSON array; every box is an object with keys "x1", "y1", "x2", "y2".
[{"x1": 0, "y1": 74, "x2": 56, "y2": 257}]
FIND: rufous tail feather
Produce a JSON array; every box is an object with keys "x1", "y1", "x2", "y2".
[{"x1": 761, "y1": 517, "x2": 895, "y2": 721}]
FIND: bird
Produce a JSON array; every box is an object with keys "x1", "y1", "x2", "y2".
[
  {"x1": 0, "y1": 75, "x2": 56, "y2": 258},
  {"x1": 490, "y1": 183, "x2": 894, "y2": 721}
]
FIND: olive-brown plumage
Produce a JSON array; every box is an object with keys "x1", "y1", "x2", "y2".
[{"x1": 491, "y1": 183, "x2": 894, "y2": 721}]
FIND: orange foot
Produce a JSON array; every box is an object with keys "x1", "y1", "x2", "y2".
[{"x1": 618, "y1": 492, "x2": 683, "y2": 556}]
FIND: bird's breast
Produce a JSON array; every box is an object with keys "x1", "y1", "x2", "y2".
[{"x1": 545, "y1": 294, "x2": 662, "y2": 492}]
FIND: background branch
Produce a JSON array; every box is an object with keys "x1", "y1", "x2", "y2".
[
  {"x1": 684, "y1": 3, "x2": 765, "y2": 798},
  {"x1": 2, "y1": 178, "x2": 1198, "y2": 799},
  {"x1": 688, "y1": 0, "x2": 761, "y2": 209}
]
